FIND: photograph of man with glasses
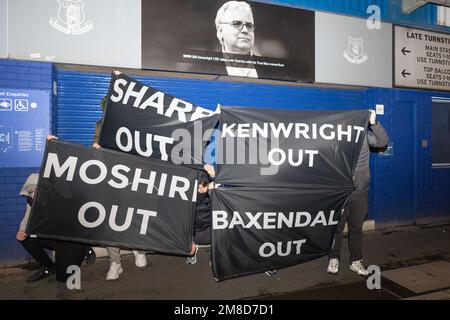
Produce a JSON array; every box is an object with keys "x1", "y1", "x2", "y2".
[{"x1": 141, "y1": 0, "x2": 314, "y2": 82}]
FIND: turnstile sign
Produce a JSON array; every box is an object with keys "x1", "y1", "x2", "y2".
[{"x1": 394, "y1": 26, "x2": 450, "y2": 91}]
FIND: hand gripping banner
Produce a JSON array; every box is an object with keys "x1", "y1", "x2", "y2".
[
  {"x1": 99, "y1": 73, "x2": 219, "y2": 167},
  {"x1": 26, "y1": 139, "x2": 199, "y2": 255},
  {"x1": 211, "y1": 107, "x2": 369, "y2": 280}
]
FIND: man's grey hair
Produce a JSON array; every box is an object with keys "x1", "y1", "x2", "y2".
[{"x1": 215, "y1": 1, "x2": 253, "y2": 30}]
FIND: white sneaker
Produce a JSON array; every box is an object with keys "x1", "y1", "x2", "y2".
[
  {"x1": 349, "y1": 260, "x2": 369, "y2": 276},
  {"x1": 133, "y1": 251, "x2": 147, "y2": 268},
  {"x1": 106, "y1": 262, "x2": 123, "y2": 280},
  {"x1": 327, "y1": 258, "x2": 339, "y2": 274},
  {"x1": 265, "y1": 269, "x2": 277, "y2": 276}
]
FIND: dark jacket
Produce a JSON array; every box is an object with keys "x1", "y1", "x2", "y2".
[
  {"x1": 354, "y1": 121, "x2": 389, "y2": 191},
  {"x1": 194, "y1": 192, "x2": 211, "y2": 234},
  {"x1": 93, "y1": 119, "x2": 102, "y2": 145}
]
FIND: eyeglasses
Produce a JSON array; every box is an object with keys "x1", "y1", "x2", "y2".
[{"x1": 220, "y1": 20, "x2": 255, "y2": 31}]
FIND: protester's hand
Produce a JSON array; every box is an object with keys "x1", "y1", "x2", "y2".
[
  {"x1": 16, "y1": 230, "x2": 26, "y2": 241},
  {"x1": 113, "y1": 70, "x2": 122, "y2": 75},
  {"x1": 204, "y1": 164, "x2": 215, "y2": 178},
  {"x1": 46, "y1": 135, "x2": 58, "y2": 141},
  {"x1": 92, "y1": 143, "x2": 101, "y2": 149},
  {"x1": 369, "y1": 110, "x2": 376, "y2": 125}
]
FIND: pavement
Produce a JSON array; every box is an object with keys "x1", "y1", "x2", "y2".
[{"x1": 0, "y1": 222, "x2": 449, "y2": 300}]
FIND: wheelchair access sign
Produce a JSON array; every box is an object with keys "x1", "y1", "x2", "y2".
[{"x1": 0, "y1": 88, "x2": 50, "y2": 168}]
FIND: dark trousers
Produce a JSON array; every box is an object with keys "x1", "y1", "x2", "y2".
[
  {"x1": 21, "y1": 238, "x2": 87, "y2": 282},
  {"x1": 329, "y1": 191, "x2": 368, "y2": 263}
]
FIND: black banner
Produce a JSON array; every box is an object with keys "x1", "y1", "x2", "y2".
[
  {"x1": 215, "y1": 107, "x2": 369, "y2": 188},
  {"x1": 211, "y1": 107, "x2": 369, "y2": 280},
  {"x1": 211, "y1": 187, "x2": 351, "y2": 281},
  {"x1": 99, "y1": 73, "x2": 219, "y2": 167},
  {"x1": 26, "y1": 139, "x2": 199, "y2": 255}
]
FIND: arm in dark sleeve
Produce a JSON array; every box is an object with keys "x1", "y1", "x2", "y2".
[
  {"x1": 367, "y1": 122, "x2": 389, "y2": 148},
  {"x1": 93, "y1": 120, "x2": 102, "y2": 144}
]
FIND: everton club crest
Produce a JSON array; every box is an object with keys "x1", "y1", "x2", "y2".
[
  {"x1": 343, "y1": 37, "x2": 368, "y2": 64},
  {"x1": 49, "y1": 0, "x2": 93, "y2": 35}
]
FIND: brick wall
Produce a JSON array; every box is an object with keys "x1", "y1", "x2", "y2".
[{"x1": 0, "y1": 59, "x2": 52, "y2": 263}]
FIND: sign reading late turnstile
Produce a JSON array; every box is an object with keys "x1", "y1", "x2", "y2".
[{"x1": 394, "y1": 25, "x2": 450, "y2": 91}]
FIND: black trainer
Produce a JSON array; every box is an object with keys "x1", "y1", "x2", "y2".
[
  {"x1": 26, "y1": 266, "x2": 55, "y2": 283},
  {"x1": 84, "y1": 248, "x2": 96, "y2": 265}
]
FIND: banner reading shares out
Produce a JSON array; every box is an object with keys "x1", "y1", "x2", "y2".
[
  {"x1": 99, "y1": 73, "x2": 219, "y2": 167},
  {"x1": 26, "y1": 139, "x2": 199, "y2": 255}
]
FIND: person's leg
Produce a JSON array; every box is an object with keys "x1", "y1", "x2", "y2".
[
  {"x1": 54, "y1": 241, "x2": 86, "y2": 282},
  {"x1": 106, "y1": 247, "x2": 122, "y2": 280},
  {"x1": 107, "y1": 247, "x2": 121, "y2": 264},
  {"x1": 20, "y1": 238, "x2": 56, "y2": 282},
  {"x1": 347, "y1": 191, "x2": 368, "y2": 263},
  {"x1": 20, "y1": 238, "x2": 54, "y2": 268},
  {"x1": 347, "y1": 191, "x2": 370, "y2": 276},
  {"x1": 326, "y1": 200, "x2": 351, "y2": 274},
  {"x1": 329, "y1": 208, "x2": 349, "y2": 260}
]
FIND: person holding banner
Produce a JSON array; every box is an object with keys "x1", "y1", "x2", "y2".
[
  {"x1": 16, "y1": 172, "x2": 94, "y2": 283},
  {"x1": 327, "y1": 110, "x2": 389, "y2": 276},
  {"x1": 186, "y1": 165, "x2": 215, "y2": 265},
  {"x1": 92, "y1": 94, "x2": 149, "y2": 281}
]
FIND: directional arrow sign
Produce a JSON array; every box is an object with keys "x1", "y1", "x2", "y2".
[
  {"x1": 401, "y1": 69, "x2": 411, "y2": 78},
  {"x1": 401, "y1": 47, "x2": 411, "y2": 55},
  {"x1": 394, "y1": 26, "x2": 450, "y2": 91}
]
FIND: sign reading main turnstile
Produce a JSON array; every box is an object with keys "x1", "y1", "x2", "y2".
[{"x1": 394, "y1": 25, "x2": 450, "y2": 91}]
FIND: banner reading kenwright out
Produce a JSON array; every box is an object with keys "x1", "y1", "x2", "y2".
[
  {"x1": 26, "y1": 139, "x2": 198, "y2": 255},
  {"x1": 99, "y1": 73, "x2": 219, "y2": 166},
  {"x1": 215, "y1": 107, "x2": 369, "y2": 188}
]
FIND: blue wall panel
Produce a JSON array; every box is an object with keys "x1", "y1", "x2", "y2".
[
  {"x1": 0, "y1": 59, "x2": 52, "y2": 263},
  {"x1": 54, "y1": 69, "x2": 366, "y2": 146},
  {"x1": 365, "y1": 87, "x2": 450, "y2": 226},
  {"x1": 258, "y1": 0, "x2": 448, "y2": 33}
]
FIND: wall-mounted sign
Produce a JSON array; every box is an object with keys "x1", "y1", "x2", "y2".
[
  {"x1": 0, "y1": 88, "x2": 50, "y2": 168},
  {"x1": 315, "y1": 12, "x2": 392, "y2": 88},
  {"x1": 142, "y1": 0, "x2": 315, "y2": 82},
  {"x1": 394, "y1": 25, "x2": 450, "y2": 91}
]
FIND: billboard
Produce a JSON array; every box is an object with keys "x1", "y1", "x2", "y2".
[{"x1": 142, "y1": 0, "x2": 315, "y2": 82}]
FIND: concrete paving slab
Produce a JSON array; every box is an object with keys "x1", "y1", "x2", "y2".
[{"x1": 382, "y1": 261, "x2": 450, "y2": 294}]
